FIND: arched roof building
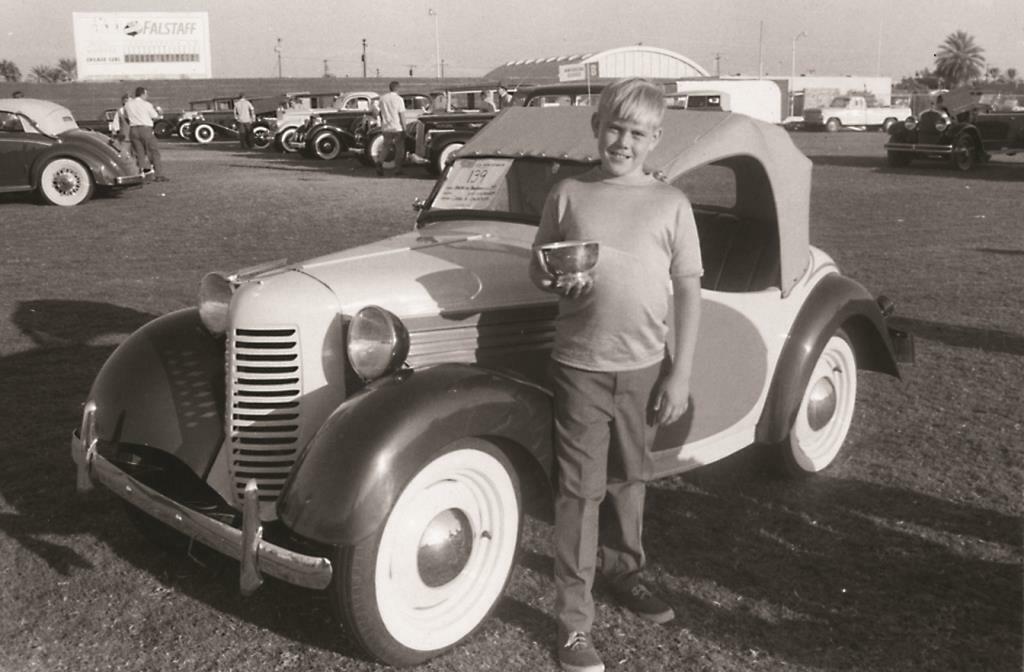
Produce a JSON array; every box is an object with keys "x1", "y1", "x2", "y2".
[{"x1": 485, "y1": 45, "x2": 709, "y2": 84}]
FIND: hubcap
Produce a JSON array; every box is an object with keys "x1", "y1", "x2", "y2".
[
  {"x1": 54, "y1": 169, "x2": 79, "y2": 195},
  {"x1": 806, "y1": 375, "x2": 837, "y2": 431},
  {"x1": 417, "y1": 509, "x2": 473, "y2": 587}
]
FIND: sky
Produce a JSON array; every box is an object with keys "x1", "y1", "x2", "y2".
[{"x1": 2, "y1": 0, "x2": 1022, "y2": 80}]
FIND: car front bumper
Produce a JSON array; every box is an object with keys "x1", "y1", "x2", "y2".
[
  {"x1": 71, "y1": 402, "x2": 333, "y2": 594},
  {"x1": 884, "y1": 142, "x2": 953, "y2": 156}
]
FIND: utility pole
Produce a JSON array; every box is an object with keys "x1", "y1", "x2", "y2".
[
  {"x1": 361, "y1": 38, "x2": 367, "y2": 78},
  {"x1": 714, "y1": 53, "x2": 721, "y2": 77},
  {"x1": 275, "y1": 38, "x2": 282, "y2": 78},
  {"x1": 428, "y1": 9, "x2": 441, "y2": 79},
  {"x1": 408, "y1": 65, "x2": 415, "y2": 77},
  {"x1": 323, "y1": 59, "x2": 329, "y2": 77}
]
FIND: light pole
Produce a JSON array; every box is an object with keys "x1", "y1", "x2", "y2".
[
  {"x1": 428, "y1": 8, "x2": 441, "y2": 80},
  {"x1": 790, "y1": 31, "x2": 807, "y2": 117},
  {"x1": 275, "y1": 38, "x2": 282, "y2": 78}
]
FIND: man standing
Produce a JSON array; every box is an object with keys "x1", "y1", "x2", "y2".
[
  {"x1": 375, "y1": 80, "x2": 406, "y2": 176},
  {"x1": 233, "y1": 92, "x2": 256, "y2": 150},
  {"x1": 124, "y1": 86, "x2": 167, "y2": 182}
]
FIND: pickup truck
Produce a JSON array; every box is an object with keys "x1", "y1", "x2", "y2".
[{"x1": 803, "y1": 95, "x2": 911, "y2": 132}]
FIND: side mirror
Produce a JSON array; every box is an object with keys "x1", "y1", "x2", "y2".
[{"x1": 412, "y1": 198, "x2": 427, "y2": 212}]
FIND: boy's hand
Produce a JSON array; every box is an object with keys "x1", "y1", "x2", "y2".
[
  {"x1": 555, "y1": 272, "x2": 595, "y2": 299},
  {"x1": 652, "y1": 371, "x2": 690, "y2": 426}
]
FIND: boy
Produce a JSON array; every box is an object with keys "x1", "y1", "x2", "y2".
[{"x1": 529, "y1": 78, "x2": 703, "y2": 672}]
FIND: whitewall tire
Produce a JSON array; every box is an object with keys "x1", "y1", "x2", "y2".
[
  {"x1": 192, "y1": 123, "x2": 215, "y2": 144},
  {"x1": 333, "y1": 440, "x2": 521, "y2": 667},
  {"x1": 780, "y1": 332, "x2": 857, "y2": 475},
  {"x1": 39, "y1": 158, "x2": 94, "y2": 206}
]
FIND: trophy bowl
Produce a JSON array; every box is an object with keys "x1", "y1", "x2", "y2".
[{"x1": 537, "y1": 240, "x2": 600, "y2": 286}]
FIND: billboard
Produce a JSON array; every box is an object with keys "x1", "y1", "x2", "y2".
[{"x1": 73, "y1": 12, "x2": 212, "y2": 81}]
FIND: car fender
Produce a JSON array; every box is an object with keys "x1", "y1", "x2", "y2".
[
  {"x1": 312, "y1": 125, "x2": 356, "y2": 149},
  {"x1": 277, "y1": 362, "x2": 553, "y2": 547},
  {"x1": 755, "y1": 273, "x2": 900, "y2": 445},
  {"x1": 29, "y1": 141, "x2": 125, "y2": 189},
  {"x1": 84, "y1": 308, "x2": 226, "y2": 479},
  {"x1": 949, "y1": 121, "x2": 983, "y2": 146}
]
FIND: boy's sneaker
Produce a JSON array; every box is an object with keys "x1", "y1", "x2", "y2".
[
  {"x1": 558, "y1": 631, "x2": 604, "y2": 672},
  {"x1": 610, "y1": 577, "x2": 675, "y2": 624}
]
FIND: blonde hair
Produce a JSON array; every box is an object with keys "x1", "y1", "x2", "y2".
[{"x1": 596, "y1": 78, "x2": 666, "y2": 128}]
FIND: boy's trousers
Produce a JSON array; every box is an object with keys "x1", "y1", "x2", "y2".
[{"x1": 551, "y1": 359, "x2": 662, "y2": 636}]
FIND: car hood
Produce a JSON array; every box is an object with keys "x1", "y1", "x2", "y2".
[{"x1": 293, "y1": 219, "x2": 547, "y2": 318}]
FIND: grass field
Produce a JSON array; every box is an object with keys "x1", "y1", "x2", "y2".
[{"x1": 0, "y1": 130, "x2": 1020, "y2": 672}]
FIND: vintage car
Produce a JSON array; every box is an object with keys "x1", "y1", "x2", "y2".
[
  {"x1": 0, "y1": 98, "x2": 143, "y2": 206},
  {"x1": 307, "y1": 92, "x2": 432, "y2": 162},
  {"x1": 71, "y1": 107, "x2": 911, "y2": 666},
  {"x1": 884, "y1": 88, "x2": 1024, "y2": 171},
  {"x1": 267, "y1": 91, "x2": 378, "y2": 153},
  {"x1": 405, "y1": 82, "x2": 607, "y2": 175}
]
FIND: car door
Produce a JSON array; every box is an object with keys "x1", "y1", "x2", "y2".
[{"x1": 0, "y1": 112, "x2": 37, "y2": 191}]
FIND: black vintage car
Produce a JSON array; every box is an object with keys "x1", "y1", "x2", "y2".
[
  {"x1": 406, "y1": 83, "x2": 604, "y2": 175},
  {"x1": 304, "y1": 92, "x2": 431, "y2": 162},
  {"x1": 884, "y1": 88, "x2": 1024, "y2": 171},
  {"x1": 0, "y1": 98, "x2": 142, "y2": 206}
]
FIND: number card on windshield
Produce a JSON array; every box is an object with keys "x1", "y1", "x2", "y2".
[{"x1": 432, "y1": 158, "x2": 513, "y2": 210}]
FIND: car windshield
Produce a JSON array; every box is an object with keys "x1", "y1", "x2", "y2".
[{"x1": 421, "y1": 157, "x2": 594, "y2": 225}]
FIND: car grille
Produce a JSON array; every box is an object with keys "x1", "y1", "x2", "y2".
[{"x1": 227, "y1": 327, "x2": 302, "y2": 505}]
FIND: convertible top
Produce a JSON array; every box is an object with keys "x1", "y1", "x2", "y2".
[
  {"x1": 0, "y1": 98, "x2": 79, "y2": 135},
  {"x1": 460, "y1": 106, "x2": 812, "y2": 295}
]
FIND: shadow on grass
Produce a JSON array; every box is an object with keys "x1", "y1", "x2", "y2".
[
  {"x1": 807, "y1": 154, "x2": 1024, "y2": 181},
  {"x1": 888, "y1": 316, "x2": 1024, "y2": 356},
  {"x1": 642, "y1": 448, "x2": 1022, "y2": 672}
]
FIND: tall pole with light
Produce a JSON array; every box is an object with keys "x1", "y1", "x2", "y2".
[
  {"x1": 790, "y1": 31, "x2": 807, "y2": 118},
  {"x1": 275, "y1": 38, "x2": 282, "y2": 78},
  {"x1": 428, "y1": 8, "x2": 441, "y2": 80}
]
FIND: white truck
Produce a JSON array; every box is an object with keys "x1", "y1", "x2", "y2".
[{"x1": 802, "y1": 95, "x2": 911, "y2": 132}]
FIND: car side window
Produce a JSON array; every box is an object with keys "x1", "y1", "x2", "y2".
[{"x1": 0, "y1": 112, "x2": 24, "y2": 133}]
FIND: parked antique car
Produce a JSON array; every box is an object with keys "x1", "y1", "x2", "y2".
[
  {"x1": 802, "y1": 95, "x2": 911, "y2": 132},
  {"x1": 0, "y1": 98, "x2": 143, "y2": 206},
  {"x1": 311, "y1": 92, "x2": 432, "y2": 162},
  {"x1": 71, "y1": 106, "x2": 911, "y2": 666},
  {"x1": 407, "y1": 82, "x2": 607, "y2": 175},
  {"x1": 75, "y1": 108, "x2": 118, "y2": 135},
  {"x1": 884, "y1": 88, "x2": 1024, "y2": 170},
  {"x1": 267, "y1": 91, "x2": 378, "y2": 153}
]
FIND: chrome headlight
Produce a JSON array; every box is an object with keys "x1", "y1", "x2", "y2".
[
  {"x1": 198, "y1": 272, "x2": 234, "y2": 335},
  {"x1": 933, "y1": 112, "x2": 950, "y2": 132},
  {"x1": 904, "y1": 116, "x2": 917, "y2": 131},
  {"x1": 347, "y1": 306, "x2": 409, "y2": 381}
]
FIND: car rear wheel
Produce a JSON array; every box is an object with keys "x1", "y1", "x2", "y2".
[
  {"x1": 331, "y1": 440, "x2": 521, "y2": 667},
  {"x1": 886, "y1": 150, "x2": 912, "y2": 167},
  {"x1": 311, "y1": 130, "x2": 344, "y2": 160},
  {"x1": 777, "y1": 332, "x2": 857, "y2": 476},
  {"x1": 881, "y1": 117, "x2": 897, "y2": 132},
  {"x1": 153, "y1": 120, "x2": 172, "y2": 138},
  {"x1": 39, "y1": 158, "x2": 94, "y2": 206},
  {"x1": 276, "y1": 127, "x2": 299, "y2": 153},
  {"x1": 192, "y1": 123, "x2": 215, "y2": 144},
  {"x1": 362, "y1": 133, "x2": 383, "y2": 165},
  {"x1": 250, "y1": 125, "x2": 272, "y2": 150},
  {"x1": 430, "y1": 142, "x2": 464, "y2": 175},
  {"x1": 951, "y1": 133, "x2": 977, "y2": 171},
  {"x1": 825, "y1": 118, "x2": 842, "y2": 133}
]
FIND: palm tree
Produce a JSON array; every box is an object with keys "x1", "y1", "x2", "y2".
[
  {"x1": 933, "y1": 30, "x2": 986, "y2": 88},
  {"x1": 30, "y1": 65, "x2": 62, "y2": 83},
  {"x1": 0, "y1": 59, "x2": 21, "y2": 82},
  {"x1": 1006, "y1": 68, "x2": 1019, "y2": 84},
  {"x1": 57, "y1": 58, "x2": 77, "y2": 82}
]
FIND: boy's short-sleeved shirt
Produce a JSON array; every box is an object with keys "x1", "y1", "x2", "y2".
[{"x1": 534, "y1": 169, "x2": 702, "y2": 372}]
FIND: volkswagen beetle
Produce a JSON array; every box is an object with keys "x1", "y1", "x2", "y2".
[
  {"x1": 0, "y1": 98, "x2": 142, "y2": 206},
  {"x1": 72, "y1": 106, "x2": 911, "y2": 666}
]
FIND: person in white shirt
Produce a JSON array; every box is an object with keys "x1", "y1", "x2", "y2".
[
  {"x1": 233, "y1": 93, "x2": 256, "y2": 150},
  {"x1": 123, "y1": 87, "x2": 167, "y2": 182},
  {"x1": 375, "y1": 81, "x2": 407, "y2": 176}
]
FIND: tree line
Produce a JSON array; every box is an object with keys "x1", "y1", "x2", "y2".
[{"x1": 0, "y1": 58, "x2": 77, "y2": 83}]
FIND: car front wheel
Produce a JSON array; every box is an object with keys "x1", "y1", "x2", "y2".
[
  {"x1": 430, "y1": 142, "x2": 464, "y2": 175},
  {"x1": 177, "y1": 121, "x2": 193, "y2": 140},
  {"x1": 361, "y1": 133, "x2": 383, "y2": 165},
  {"x1": 777, "y1": 332, "x2": 857, "y2": 476},
  {"x1": 192, "y1": 123, "x2": 215, "y2": 144},
  {"x1": 39, "y1": 157, "x2": 94, "y2": 206},
  {"x1": 331, "y1": 440, "x2": 521, "y2": 667},
  {"x1": 250, "y1": 126, "x2": 272, "y2": 150},
  {"x1": 311, "y1": 130, "x2": 344, "y2": 160},
  {"x1": 951, "y1": 133, "x2": 977, "y2": 171},
  {"x1": 825, "y1": 118, "x2": 842, "y2": 133}
]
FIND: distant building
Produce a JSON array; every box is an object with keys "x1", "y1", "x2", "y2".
[{"x1": 485, "y1": 45, "x2": 709, "y2": 84}]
